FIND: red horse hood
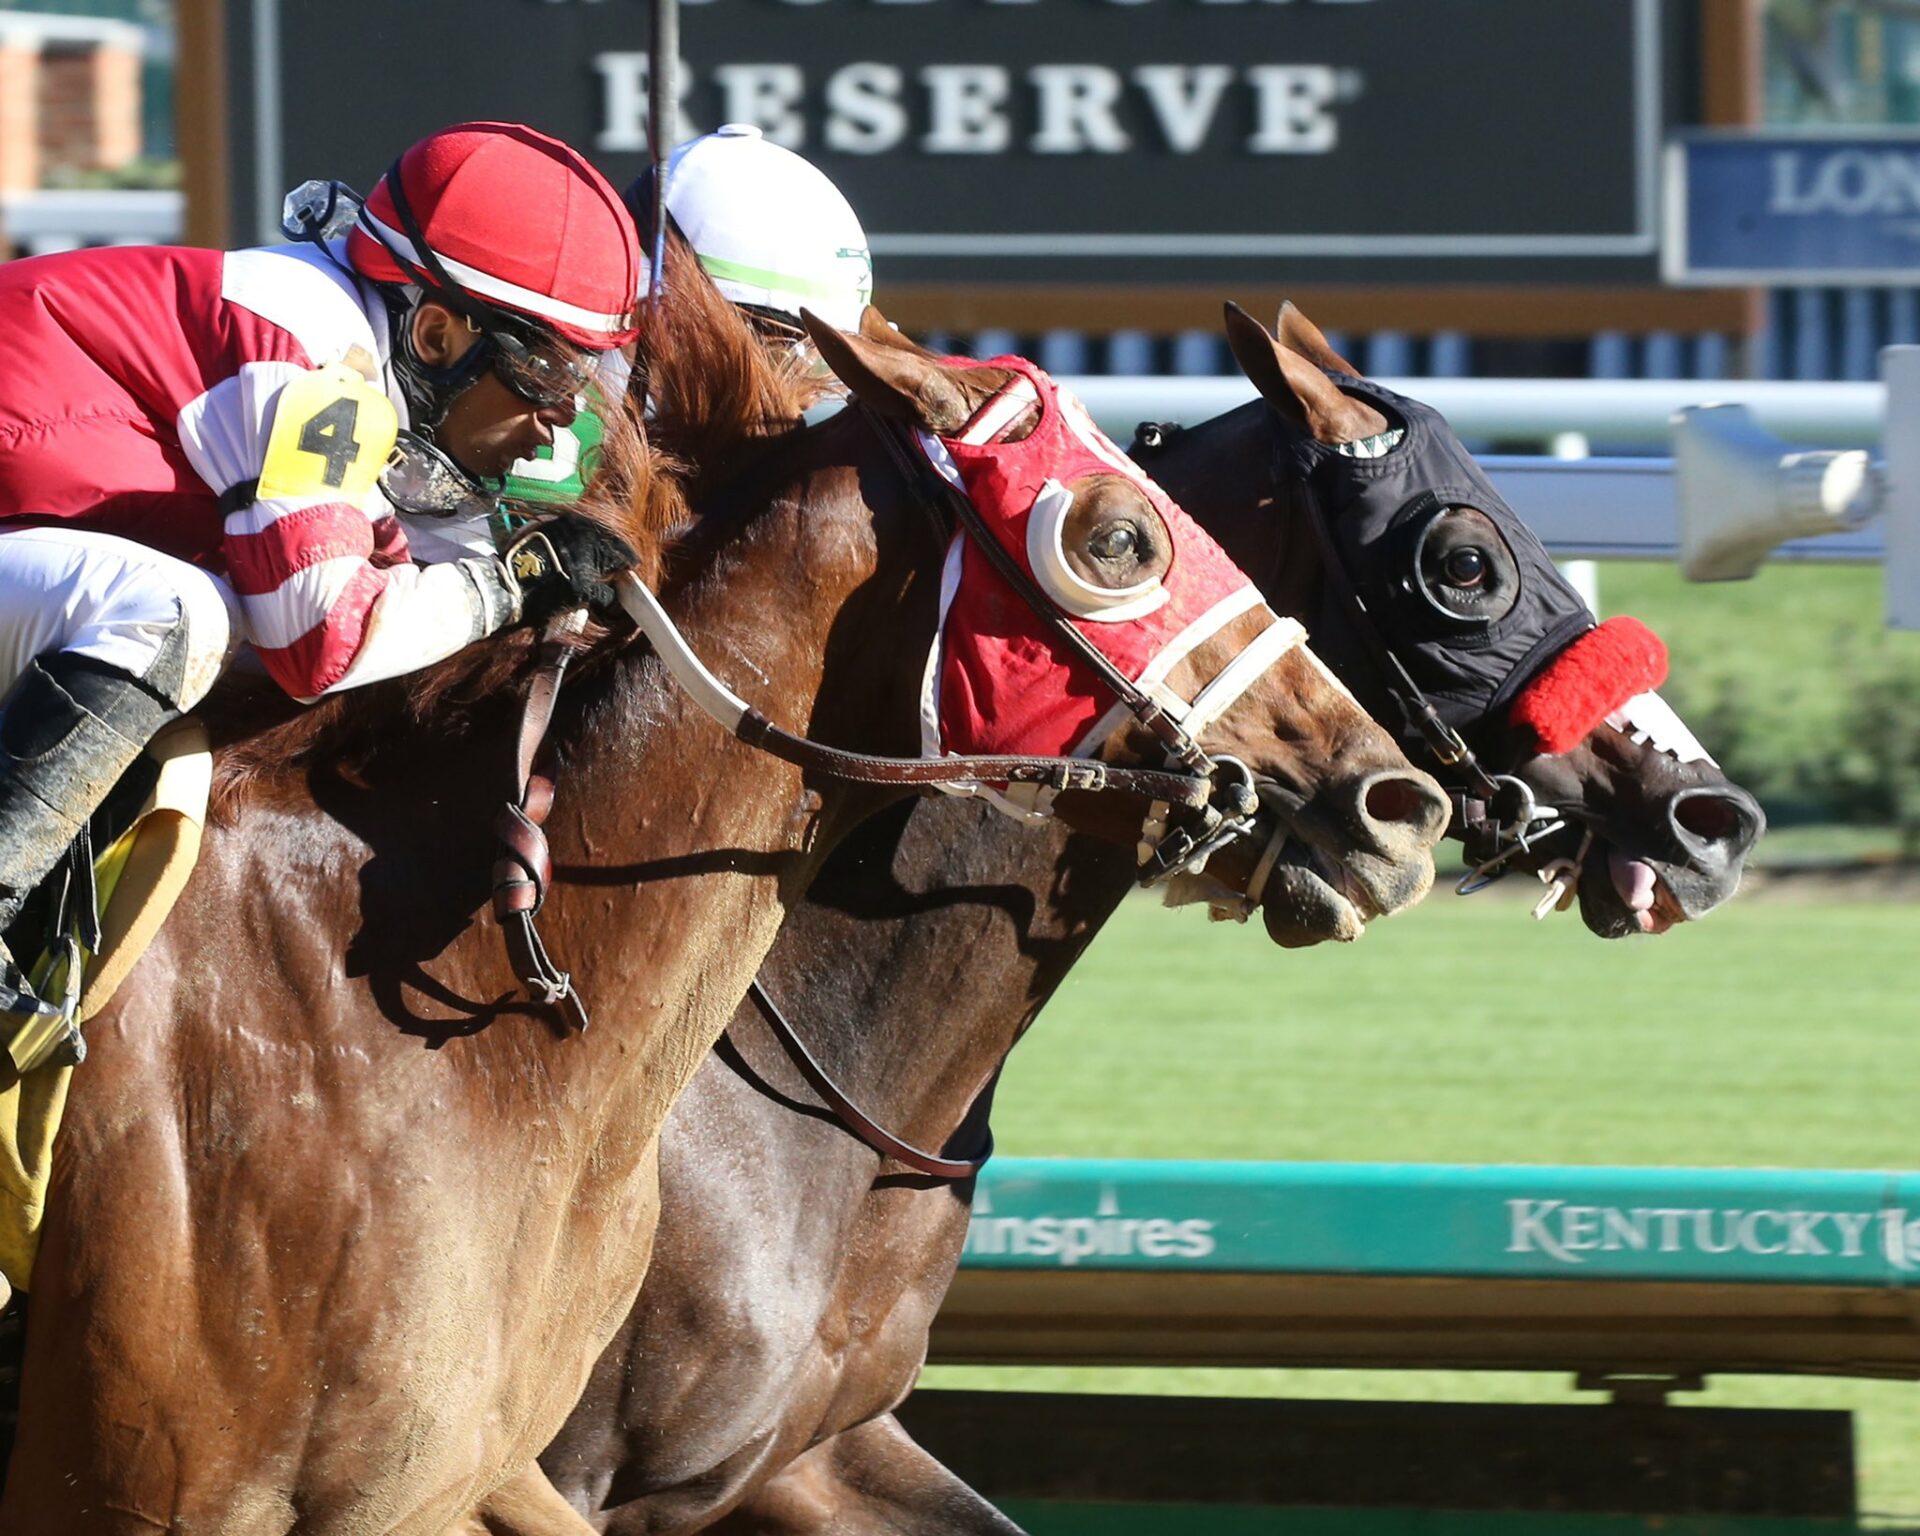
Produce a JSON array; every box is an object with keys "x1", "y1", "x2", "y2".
[{"x1": 915, "y1": 358, "x2": 1302, "y2": 771}]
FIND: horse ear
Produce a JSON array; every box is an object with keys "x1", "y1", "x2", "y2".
[
  {"x1": 803, "y1": 308, "x2": 991, "y2": 433},
  {"x1": 1223, "y1": 301, "x2": 1387, "y2": 446},
  {"x1": 858, "y1": 305, "x2": 939, "y2": 358},
  {"x1": 1275, "y1": 301, "x2": 1361, "y2": 377}
]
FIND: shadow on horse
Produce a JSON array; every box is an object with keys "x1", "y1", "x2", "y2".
[
  {"x1": 0, "y1": 258, "x2": 1445, "y2": 1532},
  {"x1": 534, "y1": 304, "x2": 1764, "y2": 1535}
]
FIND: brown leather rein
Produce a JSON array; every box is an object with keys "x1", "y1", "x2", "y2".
[
  {"x1": 489, "y1": 610, "x2": 1216, "y2": 1032},
  {"x1": 748, "y1": 976, "x2": 993, "y2": 1178},
  {"x1": 488, "y1": 407, "x2": 1267, "y2": 1176}
]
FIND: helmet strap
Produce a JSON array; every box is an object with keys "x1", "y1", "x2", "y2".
[
  {"x1": 386, "y1": 290, "x2": 496, "y2": 435},
  {"x1": 371, "y1": 158, "x2": 529, "y2": 438},
  {"x1": 379, "y1": 157, "x2": 500, "y2": 331}
]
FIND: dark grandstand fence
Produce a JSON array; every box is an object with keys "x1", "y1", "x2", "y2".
[{"x1": 921, "y1": 287, "x2": 1920, "y2": 387}]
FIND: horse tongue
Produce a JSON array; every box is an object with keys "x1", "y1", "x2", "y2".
[{"x1": 1609, "y1": 848, "x2": 1661, "y2": 933}]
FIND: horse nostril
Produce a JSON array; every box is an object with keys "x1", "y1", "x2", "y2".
[
  {"x1": 1670, "y1": 786, "x2": 1764, "y2": 854},
  {"x1": 1361, "y1": 770, "x2": 1451, "y2": 846}
]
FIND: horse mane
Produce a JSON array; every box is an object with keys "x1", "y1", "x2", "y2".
[
  {"x1": 634, "y1": 233, "x2": 837, "y2": 486},
  {"x1": 207, "y1": 231, "x2": 827, "y2": 818}
]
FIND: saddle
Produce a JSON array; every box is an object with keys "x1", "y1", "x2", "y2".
[{"x1": 0, "y1": 720, "x2": 210, "y2": 1292}]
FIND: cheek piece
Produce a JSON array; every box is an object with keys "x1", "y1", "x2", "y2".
[{"x1": 1506, "y1": 616, "x2": 1669, "y2": 757}]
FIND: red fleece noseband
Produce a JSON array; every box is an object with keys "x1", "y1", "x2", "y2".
[{"x1": 1508, "y1": 616, "x2": 1669, "y2": 756}]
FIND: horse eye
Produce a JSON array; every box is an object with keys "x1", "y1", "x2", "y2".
[
  {"x1": 1090, "y1": 523, "x2": 1138, "y2": 561},
  {"x1": 1442, "y1": 547, "x2": 1488, "y2": 588}
]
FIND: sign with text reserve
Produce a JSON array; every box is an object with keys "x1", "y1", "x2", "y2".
[{"x1": 227, "y1": 0, "x2": 1670, "y2": 286}]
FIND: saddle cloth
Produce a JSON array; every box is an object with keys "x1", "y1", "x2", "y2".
[{"x1": 0, "y1": 720, "x2": 210, "y2": 1292}]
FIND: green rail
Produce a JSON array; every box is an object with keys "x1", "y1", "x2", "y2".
[
  {"x1": 997, "y1": 1506, "x2": 1872, "y2": 1535},
  {"x1": 958, "y1": 1159, "x2": 1920, "y2": 1285}
]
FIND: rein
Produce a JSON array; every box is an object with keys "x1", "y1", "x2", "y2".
[
  {"x1": 614, "y1": 571, "x2": 1215, "y2": 806},
  {"x1": 487, "y1": 408, "x2": 1252, "y2": 1036},
  {"x1": 491, "y1": 613, "x2": 592, "y2": 1032},
  {"x1": 748, "y1": 977, "x2": 993, "y2": 1178}
]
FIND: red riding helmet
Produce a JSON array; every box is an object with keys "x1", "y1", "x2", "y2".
[{"x1": 347, "y1": 122, "x2": 642, "y2": 351}]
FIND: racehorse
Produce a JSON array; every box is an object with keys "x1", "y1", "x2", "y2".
[
  {"x1": 0, "y1": 274, "x2": 1446, "y2": 1531},
  {"x1": 534, "y1": 306, "x2": 1765, "y2": 1534}
]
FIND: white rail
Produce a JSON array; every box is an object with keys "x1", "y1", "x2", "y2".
[
  {"x1": 0, "y1": 190, "x2": 184, "y2": 256},
  {"x1": 1063, "y1": 376, "x2": 1884, "y2": 454},
  {"x1": 1060, "y1": 375, "x2": 1892, "y2": 567},
  {"x1": 1480, "y1": 456, "x2": 1882, "y2": 564}
]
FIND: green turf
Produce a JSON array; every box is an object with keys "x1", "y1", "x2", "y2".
[
  {"x1": 1595, "y1": 562, "x2": 1920, "y2": 828},
  {"x1": 918, "y1": 891, "x2": 1920, "y2": 1524}
]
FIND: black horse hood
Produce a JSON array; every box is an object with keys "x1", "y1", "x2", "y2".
[{"x1": 1280, "y1": 374, "x2": 1596, "y2": 742}]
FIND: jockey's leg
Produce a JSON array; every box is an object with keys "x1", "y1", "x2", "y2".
[{"x1": 0, "y1": 528, "x2": 239, "y2": 1012}]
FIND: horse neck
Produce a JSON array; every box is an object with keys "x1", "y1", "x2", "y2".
[
  {"x1": 751, "y1": 791, "x2": 1146, "y2": 1160},
  {"x1": 742, "y1": 404, "x2": 1330, "y2": 1158},
  {"x1": 439, "y1": 420, "x2": 929, "y2": 1113}
]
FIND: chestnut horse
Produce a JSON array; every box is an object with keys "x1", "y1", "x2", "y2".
[
  {"x1": 534, "y1": 308, "x2": 1764, "y2": 1534},
  {"x1": 0, "y1": 293, "x2": 1445, "y2": 1531}
]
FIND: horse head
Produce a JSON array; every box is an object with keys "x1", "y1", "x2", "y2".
[
  {"x1": 807, "y1": 310, "x2": 1451, "y2": 945},
  {"x1": 1175, "y1": 301, "x2": 1763, "y2": 938}
]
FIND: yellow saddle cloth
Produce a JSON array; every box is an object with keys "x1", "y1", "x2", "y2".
[{"x1": 0, "y1": 721, "x2": 211, "y2": 1292}]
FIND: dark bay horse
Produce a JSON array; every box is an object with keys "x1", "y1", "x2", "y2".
[
  {"x1": 0, "y1": 294, "x2": 1444, "y2": 1531},
  {"x1": 535, "y1": 307, "x2": 1765, "y2": 1534}
]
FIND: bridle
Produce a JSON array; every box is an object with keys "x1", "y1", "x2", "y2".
[
  {"x1": 1289, "y1": 466, "x2": 1580, "y2": 899},
  {"x1": 1139, "y1": 413, "x2": 1596, "y2": 911},
  {"x1": 489, "y1": 395, "x2": 1292, "y2": 1140},
  {"x1": 863, "y1": 400, "x2": 1274, "y2": 846}
]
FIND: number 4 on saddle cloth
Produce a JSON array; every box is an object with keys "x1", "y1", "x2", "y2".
[{"x1": 0, "y1": 721, "x2": 211, "y2": 1292}]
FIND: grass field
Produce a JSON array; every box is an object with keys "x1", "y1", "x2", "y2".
[
  {"x1": 1591, "y1": 561, "x2": 1920, "y2": 834},
  {"x1": 917, "y1": 888, "x2": 1920, "y2": 1524}
]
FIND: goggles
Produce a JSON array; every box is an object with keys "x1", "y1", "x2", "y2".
[
  {"x1": 488, "y1": 328, "x2": 604, "y2": 413},
  {"x1": 380, "y1": 430, "x2": 501, "y2": 521}
]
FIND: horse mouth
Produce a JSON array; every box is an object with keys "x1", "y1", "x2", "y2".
[
  {"x1": 1256, "y1": 844, "x2": 1383, "y2": 948},
  {"x1": 1578, "y1": 841, "x2": 1688, "y2": 938}
]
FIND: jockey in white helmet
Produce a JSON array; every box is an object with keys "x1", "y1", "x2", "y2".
[{"x1": 646, "y1": 123, "x2": 874, "y2": 341}]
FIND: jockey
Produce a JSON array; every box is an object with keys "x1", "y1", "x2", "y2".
[
  {"x1": 0, "y1": 121, "x2": 644, "y2": 1022},
  {"x1": 505, "y1": 123, "x2": 872, "y2": 514},
  {"x1": 640, "y1": 123, "x2": 873, "y2": 346}
]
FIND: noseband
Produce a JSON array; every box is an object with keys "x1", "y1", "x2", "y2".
[
  {"x1": 1132, "y1": 416, "x2": 1582, "y2": 907},
  {"x1": 1287, "y1": 441, "x2": 1591, "y2": 899},
  {"x1": 864, "y1": 397, "x2": 1290, "y2": 888}
]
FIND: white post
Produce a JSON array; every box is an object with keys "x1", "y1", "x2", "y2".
[
  {"x1": 1882, "y1": 346, "x2": 1920, "y2": 633},
  {"x1": 1549, "y1": 430, "x2": 1600, "y2": 616}
]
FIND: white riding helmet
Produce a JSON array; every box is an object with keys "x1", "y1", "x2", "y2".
[{"x1": 661, "y1": 124, "x2": 874, "y2": 335}]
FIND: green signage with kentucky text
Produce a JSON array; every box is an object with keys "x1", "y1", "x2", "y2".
[{"x1": 960, "y1": 1159, "x2": 1920, "y2": 1285}]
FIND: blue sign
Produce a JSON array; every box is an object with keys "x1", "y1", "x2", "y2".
[{"x1": 1666, "y1": 131, "x2": 1920, "y2": 285}]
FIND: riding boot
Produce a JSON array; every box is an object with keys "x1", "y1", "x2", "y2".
[{"x1": 0, "y1": 653, "x2": 180, "y2": 1062}]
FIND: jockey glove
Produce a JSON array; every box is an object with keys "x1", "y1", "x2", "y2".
[{"x1": 509, "y1": 514, "x2": 640, "y2": 624}]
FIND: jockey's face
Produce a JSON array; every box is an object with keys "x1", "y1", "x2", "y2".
[{"x1": 410, "y1": 301, "x2": 580, "y2": 481}]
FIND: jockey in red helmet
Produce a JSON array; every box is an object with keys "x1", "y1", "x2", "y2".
[{"x1": 0, "y1": 121, "x2": 641, "y2": 1048}]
